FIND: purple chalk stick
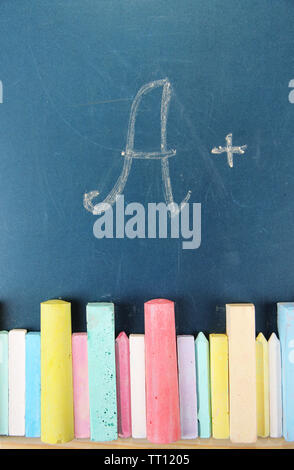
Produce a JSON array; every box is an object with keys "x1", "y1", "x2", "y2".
[{"x1": 177, "y1": 335, "x2": 198, "y2": 439}]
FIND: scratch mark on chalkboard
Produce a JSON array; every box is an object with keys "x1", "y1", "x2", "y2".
[
  {"x1": 28, "y1": 44, "x2": 120, "y2": 152},
  {"x1": 6, "y1": 79, "x2": 21, "y2": 89},
  {"x1": 177, "y1": 243, "x2": 181, "y2": 275},
  {"x1": 173, "y1": 91, "x2": 229, "y2": 200},
  {"x1": 84, "y1": 78, "x2": 191, "y2": 217},
  {"x1": 116, "y1": 253, "x2": 123, "y2": 292},
  {"x1": 69, "y1": 97, "x2": 132, "y2": 108}
]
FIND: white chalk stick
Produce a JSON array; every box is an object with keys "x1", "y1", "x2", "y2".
[
  {"x1": 129, "y1": 334, "x2": 146, "y2": 438},
  {"x1": 269, "y1": 333, "x2": 282, "y2": 438},
  {"x1": 226, "y1": 304, "x2": 257, "y2": 443},
  {"x1": 9, "y1": 329, "x2": 27, "y2": 436}
]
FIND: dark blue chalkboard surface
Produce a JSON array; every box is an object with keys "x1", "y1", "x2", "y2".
[{"x1": 0, "y1": 0, "x2": 294, "y2": 335}]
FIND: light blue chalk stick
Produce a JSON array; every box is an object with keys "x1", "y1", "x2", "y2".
[
  {"x1": 278, "y1": 303, "x2": 294, "y2": 441},
  {"x1": 0, "y1": 331, "x2": 8, "y2": 435},
  {"x1": 87, "y1": 302, "x2": 117, "y2": 441},
  {"x1": 195, "y1": 332, "x2": 211, "y2": 438},
  {"x1": 25, "y1": 332, "x2": 40, "y2": 437}
]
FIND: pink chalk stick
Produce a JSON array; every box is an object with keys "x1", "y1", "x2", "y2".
[
  {"x1": 72, "y1": 333, "x2": 90, "y2": 439},
  {"x1": 115, "y1": 332, "x2": 132, "y2": 438},
  {"x1": 144, "y1": 299, "x2": 180, "y2": 444}
]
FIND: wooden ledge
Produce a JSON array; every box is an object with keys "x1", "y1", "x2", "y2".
[{"x1": 0, "y1": 436, "x2": 293, "y2": 449}]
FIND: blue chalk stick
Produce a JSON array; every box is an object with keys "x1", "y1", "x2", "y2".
[
  {"x1": 0, "y1": 331, "x2": 8, "y2": 435},
  {"x1": 25, "y1": 332, "x2": 40, "y2": 438},
  {"x1": 278, "y1": 303, "x2": 294, "y2": 441},
  {"x1": 195, "y1": 332, "x2": 211, "y2": 438},
  {"x1": 87, "y1": 303, "x2": 117, "y2": 441}
]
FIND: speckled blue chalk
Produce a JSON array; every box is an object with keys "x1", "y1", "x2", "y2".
[
  {"x1": 0, "y1": 331, "x2": 8, "y2": 435},
  {"x1": 25, "y1": 332, "x2": 40, "y2": 437},
  {"x1": 195, "y1": 332, "x2": 211, "y2": 438},
  {"x1": 86, "y1": 303, "x2": 117, "y2": 441},
  {"x1": 278, "y1": 303, "x2": 294, "y2": 441}
]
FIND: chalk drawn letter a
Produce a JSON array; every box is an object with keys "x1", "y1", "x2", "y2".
[{"x1": 83, "y1": 78, "x2": 191, "y2": 216}]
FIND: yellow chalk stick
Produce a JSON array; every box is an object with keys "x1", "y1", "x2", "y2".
[
  {"x1": 256, "y1": 333, "x2": 269, "y2": 437},
  {"x1": 209, "y1": 334, "x2": 229, "y2": 439},
  {"x1": 41, "y1": 299, "x2": 74, "y2": 444}
]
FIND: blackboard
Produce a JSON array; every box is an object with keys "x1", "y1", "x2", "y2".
[{"x1": 0, "y1": 0, "x2": 294, "y2": 336}]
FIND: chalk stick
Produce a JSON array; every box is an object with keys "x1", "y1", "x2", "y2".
[
  {"x1": 145, "y1": 299, "x2": 180, "y2": 443},
  {"x1": 129, "y1": 334, "x2": 146, "y2": 439},
  {"x1": 41, "y1": 299, "x2": 74, "y2": 444},
  {"x1": 209, "y1": 334, "x2": 229, "y2": 439},
  {"x1": 277, "y1": 303, "x2": 294, "y2": 441},
  {"x1": 177, "y1": 335, "x2": 198, "y2": 439},
  {"x1": 195, "y1": 332, "x2": 211, "y2": 438},
  {"x1": 226, "y1": 304, "x2": 257, "y2": 443},
  {"x1": 86, "y1": 302, "x2": 117, "y2": 441},
  {"x1": 9, "y1": 329, "x2": 27, "y2": 436},
  {"x1": 268, "y1": 333, "x2": 282, "y2": 438},
  {"x1": 256, "y1": 333, "x2": 269, "y2": 437},
  {"x1": 25, "y1": 332, "x2": 40, "y2": 437},
  {"x1": 0, "y1": 331, "x2": 8, "y2": 435},
  {"x1": 115, "y1": 332, "x2": 132, "y2": 438},
  {"x1": 72, "y1": 333, "x2": 90, "y2": 439}
]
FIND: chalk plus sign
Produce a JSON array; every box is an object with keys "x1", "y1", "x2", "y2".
[{"x1": 211, "y1": 133, "x2": 247, "y2": 168}]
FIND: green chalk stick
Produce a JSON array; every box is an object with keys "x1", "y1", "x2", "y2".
[
  {"x1": 87, "y1": 303, "x2": 117, "y2": 441},
  {"x1": 195, "y1": 332, "x2": 211, "y2": 438}
]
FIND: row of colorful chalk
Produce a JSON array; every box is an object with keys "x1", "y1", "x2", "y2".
[
  {"x1": 114, "y1": 302, "x2": 291, "y2": 443},
  {"x1": 0, "y1": 300, "x2": 293, "y2": 443},
  {"x1": 118, "y1": 331, "x2": 281, "y2": 441},
  {"x1": 0, "y1": 330, "x2": 40, "y2": 437},
  {"x1": 0, "y1": 328, "x2": 280, "y2": 441}
]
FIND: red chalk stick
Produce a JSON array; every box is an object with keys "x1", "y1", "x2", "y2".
[
  {"x1": 72, "y1": 333, "x2": 90, "y2": 439},
  {"x1": 115, "y1": 332, "x2": 132, "y2": 438},
  {"x1": 144, "y1": 299, "x2": 180, "y2": 443}
]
